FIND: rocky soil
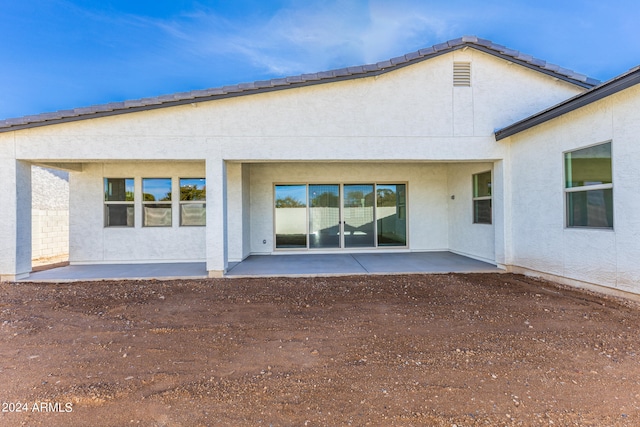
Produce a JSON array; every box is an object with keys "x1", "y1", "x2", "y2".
[{"x1": 0, "y1": 273, "x2": 639, "y2": 426}]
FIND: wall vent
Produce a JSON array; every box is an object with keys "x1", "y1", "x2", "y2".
[{"x1": 453, "y1": 62, "x2": 471, "y2": 87}]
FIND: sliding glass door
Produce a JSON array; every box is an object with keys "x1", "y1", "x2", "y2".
[{"x1": 275, "y1": 183, "x2": 407, "y2": 250}]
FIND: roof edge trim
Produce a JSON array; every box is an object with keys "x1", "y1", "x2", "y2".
[
  {"x1": 0, "y1": 36, "x2": 600, "y2": 133},
  {"x1": 495, "y1": 66, "x2": 640, "y2": 141}
]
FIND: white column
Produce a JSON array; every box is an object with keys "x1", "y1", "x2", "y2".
[
  {"x1": 0, "y1": 159, "x2": 32, "y2": 281},
  {"x1": 205, "y1": 158, "x2": 227, "y2": 277},
  {"x1": 226, "y1": 162, "x2": 244, "y2": 263},
  {"x1": 493, "y1": 159, "x2": 512, "y2": 269}
]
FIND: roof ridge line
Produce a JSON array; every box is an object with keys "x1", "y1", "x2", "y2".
[{"x1": 0, "y1": 36, "x2": 600, "y2": 131}]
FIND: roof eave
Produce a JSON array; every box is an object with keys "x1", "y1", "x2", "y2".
[
  {"x1": 495, "y1": 66, "x2": 640, "y2": 141},
  {"x1": 0, "y1": 37, "x2": 600, "y2": 133}
]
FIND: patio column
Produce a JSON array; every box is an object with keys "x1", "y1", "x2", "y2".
[
  {"x1": 493, "y1": 159, "x2": 512, "y2": 269},
  {"x1": 205, "y1": 158, "x2": 227, "y2": 277},
  {"x1": 0, "y1": 159, "x2": 32, "y2": 281},
  {"x1": 226, "y1": 162, "x2": 244, "y2": 263}
]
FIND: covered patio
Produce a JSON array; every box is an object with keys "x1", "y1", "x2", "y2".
[{"x1": 21, "y1": 252, "x2": 501, "y2": 282}]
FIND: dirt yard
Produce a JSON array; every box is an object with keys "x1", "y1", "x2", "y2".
[{"x1": 1, "y1": 273, "x2": 639, "y2": 426}]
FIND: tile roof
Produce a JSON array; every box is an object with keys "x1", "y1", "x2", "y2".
[{"x1": 0, "y1": 36, "x2": 600, "y2": 133}]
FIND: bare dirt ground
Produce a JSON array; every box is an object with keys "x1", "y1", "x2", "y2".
[{"x1": 1, "y1": 273, "x2": 639, "y2": 426}]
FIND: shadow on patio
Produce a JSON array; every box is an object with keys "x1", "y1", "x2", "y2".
[{"x1": 20, "y1": 252, "x2": 502, "y2": 282}]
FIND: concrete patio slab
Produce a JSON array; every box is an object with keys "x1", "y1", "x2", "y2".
[
  {"x1": 226, "y1": 251, "x2": 502, "y2": 277},
  {"x1": 19, "y1": 252, "x2": 501, "y2": 282},
  {"x1": 21, "y1": 262, "x2": 208, "y2": 282}
]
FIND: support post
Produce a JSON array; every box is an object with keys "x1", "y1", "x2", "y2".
[
  {"x1": 0, "y1": 159, "x2": 32, "y2": 281},
  {"x1": 205, "y1": 158, "x2": 227, "y2": 277}
]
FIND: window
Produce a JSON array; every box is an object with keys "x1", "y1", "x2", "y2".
[
  {"x1": 564, "y1": 142, "x2": 613, "y2": 228},
  {"x1": 104, "y1": 178, "x2": 134, "y2": 227},
  {"x1": 274, "y1": 183, "x2": 408, "y2": 249},
  {"x1": 142, "y1": 178, "x2": 172, "y2": 227},
  {"x1": 473, "y1": 171, "x2": 492, "y2": 224},
  {"x1": 179, "y1": 178, "x2": 206, "y2": 226}
]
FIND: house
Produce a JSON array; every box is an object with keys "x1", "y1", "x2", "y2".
[{"x1": 1, "y1": 36, "x2": 638, "y2": 297}]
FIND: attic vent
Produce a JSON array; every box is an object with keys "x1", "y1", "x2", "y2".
[{"x1": 453, "y1": 62, "x2": 471, "y2": 87}]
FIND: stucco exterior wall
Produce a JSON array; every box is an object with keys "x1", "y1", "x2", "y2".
[
  {"x1": 446, "y1": 162, "x2": 495, "y2": 263},
  {"x1": 69, "y1": 162, "x2": 206, "y2": 264},
  {"x1": 507, "y1": 84, "x2": 640, "y2": 294}
]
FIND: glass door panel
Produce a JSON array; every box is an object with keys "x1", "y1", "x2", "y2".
[
  {"x1": 344, "y1": 184, "x2": 375, "y2": 248},
  {"x1": 275, "y1": 185, "x2": 307, "y2": 248},
  {"x1": 376, "y1": 184, "x2": 407, "y2": 246},
  {"x1": 309, "y1": 184, "x2": 341, "y2": 248}
]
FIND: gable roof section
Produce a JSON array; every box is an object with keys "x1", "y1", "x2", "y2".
[
  {"x1": 495, "y1": 65, "x2": 640, "y2": 141},
  {"x1": 0, "y1": 35, "x2": 600, "y2": 133}
]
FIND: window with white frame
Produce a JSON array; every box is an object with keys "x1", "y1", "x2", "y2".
[
  {"x1": 473, "y1": 171, "x2": 492, "y2": 224},
  {"x1": 179, "y1": 178, "x2": 206, "y2": 226},
  {"x1": 142, "y1": 178, "x2": 172, "y2": 227},
  {"x1": 104, "y1": 178, "x2": 134, "y2": 227},
  {"x1": 564, "y1": 142, "x2": 613, "y2": 228}
]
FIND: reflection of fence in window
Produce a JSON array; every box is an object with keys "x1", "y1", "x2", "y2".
[
  {"x1": 179, "y1": 178, "x2": 206, "y2": 226},
  {"x1": 143, "y1": 178, "x2": 172, "y2": 227}
]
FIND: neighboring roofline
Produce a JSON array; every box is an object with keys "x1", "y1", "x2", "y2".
[
  {"x1": 495, "y1": 66, "x2": 640, "y2": 141},
  {"x1": 0, "y1": 35, "x2": 599, "y2": 133}
]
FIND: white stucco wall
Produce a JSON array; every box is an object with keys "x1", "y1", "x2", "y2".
[
  {"x1": 69, "y1": 162, "x2": 206, "y2": 264},
  {"x1": 507, "y1": 83, "x2": 640, "y2": 295},
  {"x1": 446, "y1": 163, "x2": 495, "y2": 263}
]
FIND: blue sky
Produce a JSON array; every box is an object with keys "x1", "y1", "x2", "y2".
[{"x1": 1, "y1": 0, "x2": 639, "y2": 120}]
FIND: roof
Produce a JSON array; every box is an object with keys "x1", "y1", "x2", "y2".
[
  {"x1": 0, "y1": 35, "x2": 600, "y2": 133},
  {"x1": 495, "y1": 65, "x2": 640, "y2": 141}
]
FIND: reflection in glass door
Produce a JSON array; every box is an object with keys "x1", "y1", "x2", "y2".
[
  {"x1": 309, "y1": 184, "x2": 340, "y2": 248},
  {"x1": 343, "y1": 184, "x2": 375, "y2": 248},
  {"x1": 275, "y1": 185, "x2": 307, "y2": 248},
  {"x1": 376, "y1": 184, "x2": 406, "y2": 246}
]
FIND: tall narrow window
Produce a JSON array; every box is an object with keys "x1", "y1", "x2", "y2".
[
  {"x1": 376, "y1": 184, "x2": 407, "y2": 246},
  {"x1": 565, "y1": 142, "x2": 613, "y2": 228},
  {"x1": 104, "y1": 178, "x2": 134, "y2": 227},
  {"x1": 179, "y1": 178, "x2": 206, "y2": 226},
  {"x1": 143, "y1": 178, "x2": 172, "y2": 227},
  {"x1": 473, "y1": 171, "x2": 492, "y2": 224}
]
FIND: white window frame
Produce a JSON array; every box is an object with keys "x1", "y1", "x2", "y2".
[
  {"x1": 179, "y1": 178, "x2": 206, "y2": 227},
  {"x1": 104, "y1": 178, "x2": 135, "y2": 227},
  {"x1": 472, "y1": 171, "x2": 492, "y2": 224},
  {"x1": 142, "y1": 177, "x2": 173, "y2": 227},
  {"x1": 563, "y1": 141, "x2": 613, "y2": 229}
]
